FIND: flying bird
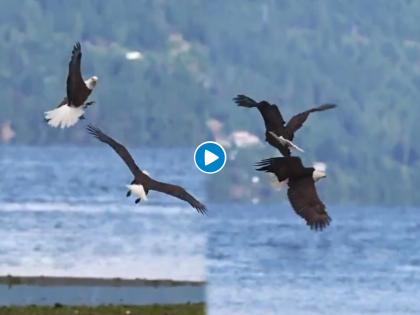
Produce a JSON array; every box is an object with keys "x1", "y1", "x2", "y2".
[
  {"x1": 44, "y1": 42, "x2": 98, "y2": 128},
  {"x1": 86, "y1": 125, "x2": 207, "y2": 214},
  {"x1": 234, "y1": 94, "x2": 337, "y2": 156},
  {"x1": 256, "y1": 156, "x2": 331, "y2": 231}
]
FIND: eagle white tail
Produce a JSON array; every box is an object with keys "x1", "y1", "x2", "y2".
[
  {"x1": 126, "y1": 184, "x2": 148, "y2": 201},
  {"x1": 44, "y1": 105, "x2": 85, "y2": 128},
  {"x1": 268, "y1": 132, "x2": 304, "y2": 152}
]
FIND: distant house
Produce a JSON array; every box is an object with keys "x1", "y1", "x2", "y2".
[
  {"x1": 0, "y1": 121, "x2": 16, "y2": 143},
  {"x1": 206, "y1": 118, "x2": 261, "y2": 149}
]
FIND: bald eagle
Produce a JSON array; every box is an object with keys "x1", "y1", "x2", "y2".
[
  {"x1": 234, "y1": 94, "x2": 336, "y2": 156},
  {"x1": 44, "y1": 42, "x2": 97, "y2": 128},
  {"x1": 256, "y1": 156, "x2": 331, "y2": 231},
  {"x1": 87, "y1": 125, "x2": 207, "y2": 214}
]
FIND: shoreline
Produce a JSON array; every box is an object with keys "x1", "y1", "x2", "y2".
[
  {"x1": 0, "y1": 275, "x2": 206, "y2": 306},
  {"x1": 0, "y1": 303, "x2": 206, "y2": 315},
  {"x1": 0, "y1": 275, "x2": 205, "y2": 288}
]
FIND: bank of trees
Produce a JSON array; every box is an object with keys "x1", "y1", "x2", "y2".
[{"x1": 0, "y1": 0, "x2": 419, "y2": 205}]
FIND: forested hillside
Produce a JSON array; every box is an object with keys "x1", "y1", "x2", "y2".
[{"x1": 0, "y1": 0, "x2": 419, "y2": 205}]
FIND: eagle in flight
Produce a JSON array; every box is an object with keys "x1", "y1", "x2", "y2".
[
  {"x1": 45, "y1": 42, "x2": 97, "y2": 128},
  {"x1": 256, "y1": 156, "x2": 331, "y2": 231},
  {"x1": 87, "y1": 125, "x2": 207, "y2": 214},
  {"x1": 234, "y1": 94, "x2": 336, "y2": 156}
]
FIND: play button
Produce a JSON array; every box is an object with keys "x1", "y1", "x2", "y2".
[
  {"x1": 205, "y1": 150, "x2": 219, "y2": 166},
  {"x1": 194, "y1": 141, "x2": 227, "y2": 174}
]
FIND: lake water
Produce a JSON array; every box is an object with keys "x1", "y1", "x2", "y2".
[
  {"x1": 1, "y1": 146, "x2": 420, "y2": 314},
  {"x1": 0, "y1": 146, "x2": 206, "y2": 282},
  {"x1": 206, "y1": 203, "x2": 420, "y2": 315},
  {"x1": 0, "y1": 283, "x2": 204, "y2": 305}
]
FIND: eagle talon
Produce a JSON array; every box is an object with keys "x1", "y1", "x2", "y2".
[
  {"x1": 135, "y1": 198, "x2": 141, "y2": 204},
  {"x1": 126, "y1": 191, "x2": 131, "y2": 197}
]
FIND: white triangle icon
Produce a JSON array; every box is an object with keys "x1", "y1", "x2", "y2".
[{"x1": 204, "y1": 150, "x2": 219, "y2": 166}]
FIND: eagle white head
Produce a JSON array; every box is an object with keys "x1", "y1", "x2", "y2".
[
  {"x1": 85, "y1": 76, "x2": 98, "y2": 90},
  {"x1": 312, "y1": 162, "x2": 327, "y2": 181}
]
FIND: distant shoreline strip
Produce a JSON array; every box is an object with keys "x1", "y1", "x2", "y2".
[{"x1": 0, "y1": 275, "x2": 206, "y2": 288}]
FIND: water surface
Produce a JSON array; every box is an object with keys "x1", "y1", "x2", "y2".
[
  {"x1": 3, "y1": 146, "x2": 420, "y2": 314},
  {"x1": 0, "y1": 146, "x2": 206, "y2": 282},
  {"x1": 206, "y1": 203, "x2": 420, "y2": 315}
]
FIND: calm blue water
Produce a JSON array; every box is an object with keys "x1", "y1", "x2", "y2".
[
  {"x1": 206, "y1": 203, "x2": 420, "y2": 315},
  {"x1": 0, "y1": 284, "x2": 204, "y2": 305},
  {"x1": 0, "y1": 146, "x2": 206, "y2": 281},
  {"x1": 2, "y1": 146, "x2": 420, "y2": 314}
]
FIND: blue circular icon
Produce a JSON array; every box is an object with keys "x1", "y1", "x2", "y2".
[{"x1": 194, "y1": 141, "x2": 227, "y2": 174}]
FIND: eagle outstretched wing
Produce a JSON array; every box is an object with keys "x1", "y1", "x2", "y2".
[
  {"x1": 287, "y1": 177, "x2": 331, "y2": 231},
  {"x1": 87, "y1": 125, "x2": 143, "y2": 177},
  {"x1": 255, "y1": 156, "x2": 305, "y2": 181},
  {"x1": 150, "y1": 181, "x2": 207, "y2": 214},
  {"x1": 285, "y1": 104, "x2": 337, "y2": 135},
  {"x1": 67, "y1": 42, "x2": 91, "y2": 107}
]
